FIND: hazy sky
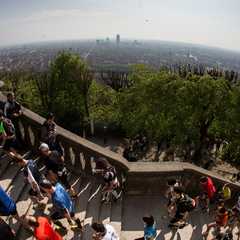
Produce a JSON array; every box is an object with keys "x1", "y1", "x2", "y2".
[{"x1": 1, "y1": 0, "x2": 240, "y2": 51}]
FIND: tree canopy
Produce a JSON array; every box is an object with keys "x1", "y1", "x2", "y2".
[{"x1": 117, "y1": 65, "x2": 240, "y2": 159}]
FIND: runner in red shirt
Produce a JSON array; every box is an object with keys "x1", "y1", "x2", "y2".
[
  {"x1": 25, "y1": 216, "x2": 63, "y2": 240},
  {"x1": 195, "y1": 176, "x2": 215, "y2": 212}
]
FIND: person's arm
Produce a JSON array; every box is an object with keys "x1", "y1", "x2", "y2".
[
  {"x1": 32, "y1": 181, "x2": 44, "y2": 200},
  {"x1": 1, "y1": 132, "x2": 7, "y2": 146},
  {"x1": 180, "y1": 211, "x2": 188, "y2": 222},
  {"x1": 165, "y1": 188, "x2": 170, "y2": 198},
  {"x1": 48, "y1": 170, "x2": 59, "y2": 183},
  {"x1": 60, "y1": 156, "x2": 64, "y2": 163}
]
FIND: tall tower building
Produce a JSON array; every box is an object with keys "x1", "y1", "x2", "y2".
[{"x1": 116, "y1": 34, "x2": 120, "y2": 44}]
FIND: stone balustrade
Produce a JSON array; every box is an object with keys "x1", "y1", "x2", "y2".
[{"x1": 0, "y1": 90, "x2": 239, "y2": 205}]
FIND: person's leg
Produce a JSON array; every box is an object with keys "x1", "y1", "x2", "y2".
[
  {"x1": 43, "y1": 192, "x2": 51, "y2": 202},
  {"x1": 60, "y1": 173, "x2": 77, "y2": 198},
  {"x1": 50, "y1": 212, "x2": 67, "y2": 230},
  {"x1": 195, "y1": 196, "x2": 199, "y2": 208},
  {"x1": 71, "y1": 212, "x2": 83, "y2": 228},
  {"x1": 205, "y1": 198, "x2": 210, "y2": 208},
  {"x1": 27, "y1": 192, "x2": 41, "y2": 205}
]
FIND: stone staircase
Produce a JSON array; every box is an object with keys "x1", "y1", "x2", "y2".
[{"x1": 0, "y1": 148, "x2": 239, "y2": 240}]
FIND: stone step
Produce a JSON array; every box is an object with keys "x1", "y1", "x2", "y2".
[
  {"x1": 109, "y1": 191, "x2": 123, "y2": 239},
  {"x1": 0, "y1": 150, "x2": 32, "y2": 191},
  {"x1": 78, "y1": 181, "x2": 102, "y2": 240},
  {"x1": 12, "y1": 155, "x2": 48, "y2": 240}
]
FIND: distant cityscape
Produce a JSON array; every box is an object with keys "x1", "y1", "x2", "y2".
[{"x1": 1, "y1": 35, "x2": 240, "y2": 73}]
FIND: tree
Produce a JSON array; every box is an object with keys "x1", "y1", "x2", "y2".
[{"x1": 118, "y1": 64, "x2": 240, "y2": 159}]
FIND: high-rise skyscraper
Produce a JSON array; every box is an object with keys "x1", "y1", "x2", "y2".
[{"x1": 116, "y1": 34, "x2": 120, "y2": 44}]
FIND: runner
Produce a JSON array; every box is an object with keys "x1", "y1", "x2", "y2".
[
  {"x1": 40, "y1": 179, "x2": 84, "y2": 232},
  {"x1": 195, "y1": 176, "x2": 215, "y2": 212},
  {"x1": 162, "y1": 178, "x2": 181, "y2": 220},
  {"x1": 94, "y1": 157, "x2": 121, "y2": 204}
]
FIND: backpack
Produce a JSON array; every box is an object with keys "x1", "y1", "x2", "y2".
[
  {"x1": 103, "y1": 165, "x2": 117, "y2": 182},
  {"x1": 178, "y1": 194, "x2": 195, "y2": 212},
  {"x1": 0, "y1": 118, "x2": 15, "y2": 136},
  {"x1": 37, "y1": 123, "x2": 48, "y2": 142}
]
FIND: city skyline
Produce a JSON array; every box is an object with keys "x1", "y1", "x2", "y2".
[{"x1": 1, "y1": 0, "x2": 240, "y2": 52}]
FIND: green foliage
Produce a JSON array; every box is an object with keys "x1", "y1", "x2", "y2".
[{"x1": 117, "y1": 65, "x2": 240, "y2": 158}]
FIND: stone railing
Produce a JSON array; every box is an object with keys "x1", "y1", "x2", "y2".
[
  {"x1": 1, "y1": 90, "x2": 239, "y2": 205},
  {"x1": 125, "y1": 161, "x2": 240, "y2": 205},
  {"x1": 0, "y1": 93, "x2": 129, "y2": 178}
]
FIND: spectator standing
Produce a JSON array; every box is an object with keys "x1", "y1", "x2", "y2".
[
  {"x1": 0, "y1": 216, "x2": 19, "y2": 240},
  {"x1": 12, "y1": 154, "x2": 51, "y2": 210},
  {"x1": 0, "y1": 110, "x2": 17, "y2": 158},
  {"x1": 91, "y1": 221, "x2": 119, "y2": 240},
  {"x1": 3, "y1": 91, "x2": 25, "y2": 148},
  {"x1": 195, "y1": 176, "x2": 215, "y2": 212},
  {"x1": 25, "y1": 216, "x2": 63, "y2": 240},
  {"x1": 40, "y1": 179, "x2": 84, "y2": 232},
  {"x1": 94, "y1": 158, "x2": 121, "y2": 204},
  {"x1": 103, "y1": 126, "x2": 108, "y2": 145},
  {"x1": 40, "y1": 113, "x2": 63, "y2": 155},
  {"x1": 39, "y1": 143, "x2": 78, "y2": 200}
]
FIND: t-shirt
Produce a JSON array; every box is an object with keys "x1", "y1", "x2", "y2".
[
  {"x1": 176, "y1": 194, "x2": 189, "y2": 215},
  {"x1": 98, "y1": 224, "x2": 119, "y2": 240},
  {"x1": 0, "y1": 186, "x2": 16, "y2": 216},
  {"x1": 34, "y1": 217, "x2": 63, "y2": 240},
  {"x1": 52, "y1": 184, "x2": 72, "y2": 218},
  {"x1": 169, "y1": 181, "x2": 180, "y2": 201},
  {"x1": 103, "y1": 166, "x2": 117, "y2": 184},
  {"x1": 222, "y1": 187, "x2": 231, "y2": 199},
  {"x1": 45, "y1": 151, "x2": 64, "y2": 174},
  {"x1": 0, "y1": 220, "x2": 19, "y2": 240},
  {"x1": 24, "y1": 160, "x2": 44, "y2": 188},
  {"x1": 144, "y1": 221, "x2": 157, "y2": 240},
  {"x1": 0, "y1": 120, "x2": 5, "y2": 133},
  {"x1": 216, "y1": 208, "x2": 228, "y2": 224},
  {"x1": 203, "y1": 177, "x2": 215, "y2": 197},
  {"x1": 216, "y1": 232, "x2": 229, "y2": 239}
]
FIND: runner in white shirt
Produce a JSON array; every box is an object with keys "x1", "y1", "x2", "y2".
[{"x1": 92, "y1": 221, "x2": 119, "y2": 240}]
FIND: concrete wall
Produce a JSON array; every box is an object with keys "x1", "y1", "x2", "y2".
[{"x1": 125, "y1": 162, "x2": 240, "y2": 205}]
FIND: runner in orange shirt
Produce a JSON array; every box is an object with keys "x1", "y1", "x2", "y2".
[
  {"x1": 25, "y1": 216, "x2": 63, "y2": 240},
  {"x1": 202, "y1": 207, "x2": 229, "y2": 236}
]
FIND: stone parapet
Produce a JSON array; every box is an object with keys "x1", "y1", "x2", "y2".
[{"x1": 125, "y1": 161, "x2": 240, "y2": 205}]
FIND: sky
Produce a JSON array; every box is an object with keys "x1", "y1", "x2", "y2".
[{"x1": 1, "y1": 0, "x2": 240, "y2": 52}]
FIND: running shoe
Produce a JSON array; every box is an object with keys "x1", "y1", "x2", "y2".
[
  {"x1": 194, "y1": 206, "x2": 198, "y2": 211},
  {"x1": 48, "y1": 205, "x2": 56, "y2": 211},
  {"x1": 114, "y1": 197, "x2": 122, "y2": 203},
  {"x1": 162, "y1": 213, "x2": 174, "y2": 220},
  {"x1": 55, "y1": 226, "x2": 68, "y2": 231},
  {"x1": 201, "y1": 206, "x2": 210, "y2": 212},
  {"x1": 34, "y1": 204, "x2": 46, "y2": 210},
  {"x1": 100, "y1": 199, "x2": 111, "y2": 204},
  {"x1": 179, "y1": 222, "x2": 189, "y2": 229},
  {"x1": 71, "y1": 225, "x2": 85, "y2": 231},
  {"x1": 202, "y1": 231, "x2": 209, "y2": 236},
  {"x1": 25, "y1": 227, "x2": 34, "y2": 233}
]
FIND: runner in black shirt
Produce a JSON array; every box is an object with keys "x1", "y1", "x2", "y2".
[{"x1": 39, "y1": 143, "x2": 78, "y2": 200}]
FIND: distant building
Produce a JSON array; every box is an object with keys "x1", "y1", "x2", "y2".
[
  {"x1": 116, "y1": 34, "x2": 120, "y2": 44},
  {"x1": 96, "y1": 39, "x2": 100, "y2": 45},
  {"x1": 107, "y1": 37, "x2": 109, "y2": 42}
]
